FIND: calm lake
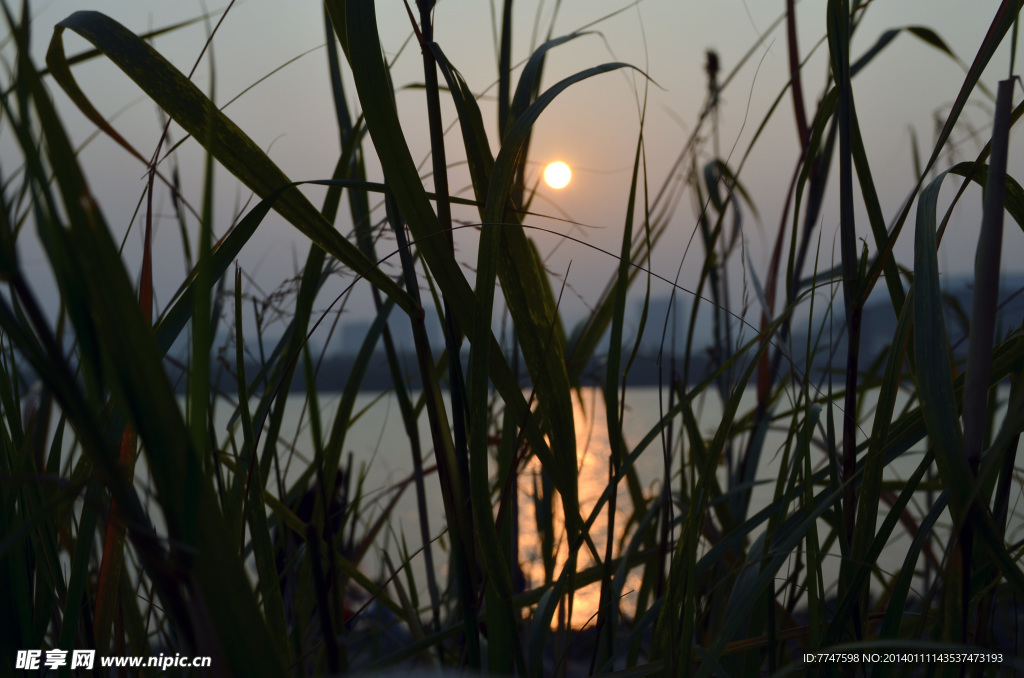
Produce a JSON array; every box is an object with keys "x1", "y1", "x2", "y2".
[{"x1": 214, "y1": 384, "x2": 1020, "y2": 628}]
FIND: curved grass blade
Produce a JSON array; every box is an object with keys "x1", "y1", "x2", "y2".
[
  {"x1": 915, "y1": 166, "x2": 1024, "y2": 598},
  {"x1": 964, "y1": 79, "x2": 1014, "y2": 470},
  {"x1": 859, "y1": 0, "x2": 1022, "y2": 299},
  {"x1": 46, "y1": 11, "x2": 414, "y2": 314},
  {"x1": 34, "y1": 11, "x2": 217, "y2": 80}
]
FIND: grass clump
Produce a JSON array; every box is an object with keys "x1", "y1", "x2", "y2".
[{"x1": 1, "y1": 0, "x2": 1023, "y2": 675}]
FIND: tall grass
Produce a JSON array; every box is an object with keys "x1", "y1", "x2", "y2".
[{"x1": 1, "y1": 0, "x2": 1023, "y2": 675}]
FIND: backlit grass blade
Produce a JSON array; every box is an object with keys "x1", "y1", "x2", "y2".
[
  {"x1": 925, "y1": 0, "x2": 1020, "y2": 172},
  {"x1": 153, "y1": 182, "x2": 288, "y2": 357},
  {"x1": 964, "y1": 78, "x2": 1014, "y2": 470},
  {"x1": 56, "y1": 484, "x2": 100, "y2": 671},
  {"x1": 595, "y1": 130, "x2": 646, "y2": 669},
  {"x1": 949, "y1": 162, "x2": 1024, "y2": 229},
  {"x1": 851, "y1": 25, "x2": 978, "y2": 86},
  {"x1": 786, "y1": 0, "x2": 810, "y2": 146},
  {"x1": 827, "y1": 0, "x2": 863, "y2": 560},
  {"x1": 431, "y1": 43, "x2": 660, "y2": 438},
  {"x1": 410, "y1": 3, "x2": 509, "y2": 667},
  {"x1": 92, "y1": 137, "x2": 155, "y2": 649},
  {"x1": 46, "y1": 10, "x2": 414, "y2": 313},
  {"x1": 0, "y1": 9, "x2": 202, "y2": 642},
  {"x1": 876, "y1": 485, "x2": 949, "y2": 676},
  {"x1": 411, "y1": 19, "x2": 480, "y2": 645},
  {"x1": 497, "y1": 0, "x2": 513, "y2": 136},
  {"x1": 697, "y1": 486, "x2": 846, "y2": 678},
  {"x1": 483, "y1": 57, "x2": 645, "y2": 549},
  {"x1": 331, "y1": 0, "x2": 569, "y2": 502},
  {"x1": 34, "y1": 11, "x2": 217, "y2": 79},
  {"x1": 915, "y1": 166, "x2": 1024, "y2": 598},
  {"x1": 848, "y1": 102, "x2": 906, "y2": 312},
  {"x1": 847, "y1": 287, "x2": 914, "y2": 636},
  {"x1": 380, "y1": 188, "x2": 485, "y2": 665},
  {"x1": 329, "y1": 0, "x2": 471, "y2": 292},
  {"x1": 984, "y1": 368, "x2": 1023, "y2": 538},
  {"x1": 234, "y1": 270, "x2": 290, "y2": 663},
  {"x1": 826, "y1": 452, "x2": 933, "y2": 648},
  {"x1": 916, "y1": 173, "x2": 984, "y2": 498},
  {"x1": 23, "y1": 25, "x2": 286, "y2": 672},
  {"x1": 189, "y1": 57, "x2": 215, "y2": 469},
  {"x1": 507, "y1": 30, "x2": 595, "y2": 130},
  {"x1": 328, "y1": 16, "x2": 444, "y2": 621},
  {"x1": 786, "y1": 89, "x2": 837, "y2": 305},
  {"x1": 658, "y1": 317, "x2": 784, "y2": 671},
  {"x1": 859, "y1": 0, "x2": 1022, "y2": 297},
  {"x1": 91, "y1": 425, "x2": 138, "y2": 651}
]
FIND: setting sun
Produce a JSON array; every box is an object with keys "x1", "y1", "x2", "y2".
[{"x1": 543, "y1": 161, "x2": 572, "y2": 189}]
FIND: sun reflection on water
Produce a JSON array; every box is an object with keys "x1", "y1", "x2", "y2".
[{"x1": 517, "y1": 387, "x2": 653, "y2": 630}]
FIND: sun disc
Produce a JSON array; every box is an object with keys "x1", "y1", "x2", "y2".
[{"x1": 544, "y1": 161, "x2": 572, "y2": 189}]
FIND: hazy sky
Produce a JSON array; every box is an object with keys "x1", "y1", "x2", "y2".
[{"x1": 7, "y1": 0, "x2": 1023, "y2": 341}]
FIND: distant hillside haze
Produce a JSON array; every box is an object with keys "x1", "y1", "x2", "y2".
[{"x1": 151, "y1": 275, "x2": 1023, "y2": 393}]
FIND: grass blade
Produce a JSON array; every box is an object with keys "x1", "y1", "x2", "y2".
[{"x1": 46, "y1": 11, "x2": 414, "y2": 313}]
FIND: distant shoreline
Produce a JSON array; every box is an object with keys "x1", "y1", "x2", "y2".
[{"x1": 192, "y1": 352, "x2": 727, "y2": 393}]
